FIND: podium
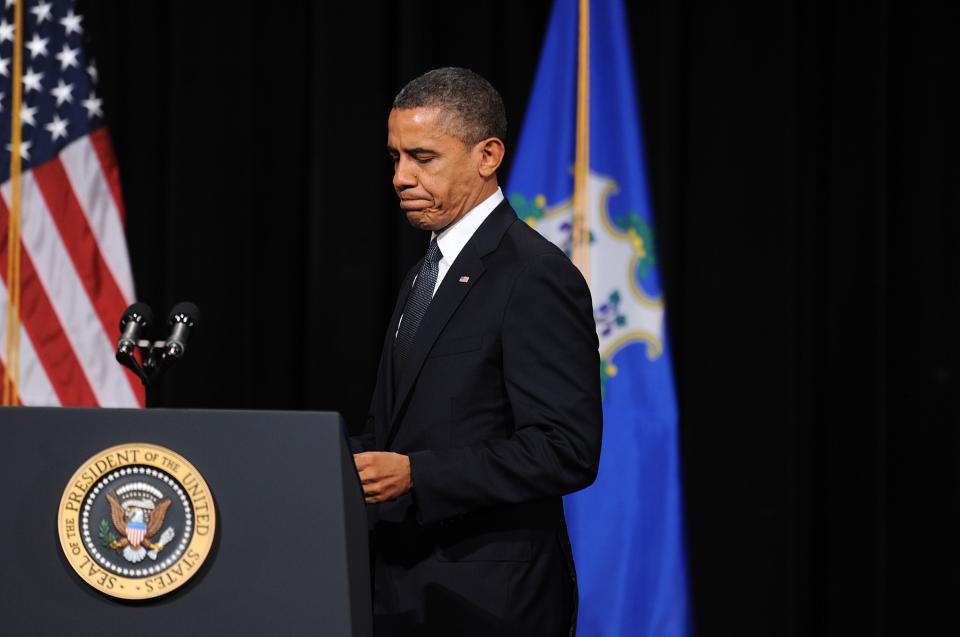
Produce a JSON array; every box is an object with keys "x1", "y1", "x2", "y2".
[{"x1": 0, "y1": 407, "x2": 372, "y2": 637}]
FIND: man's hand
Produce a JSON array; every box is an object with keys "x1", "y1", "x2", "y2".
[{"x1": 354, "y1": 452, "x2": 413, "y2": 503}]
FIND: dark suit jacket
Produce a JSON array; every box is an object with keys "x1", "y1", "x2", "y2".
[{"x1": 354, "y1": 199, "x2": 602, "y2": 636}]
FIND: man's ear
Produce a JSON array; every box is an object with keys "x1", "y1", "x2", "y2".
[{"x1": 477, "y1": 137, "x2": 505, "y2": 178}]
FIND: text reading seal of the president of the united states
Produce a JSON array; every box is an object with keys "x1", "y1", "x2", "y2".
[{"x1": 57, "y1": 443, "x2": 216, "y2": 600}]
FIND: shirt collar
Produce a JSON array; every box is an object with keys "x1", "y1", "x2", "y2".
[{"x1": 432, "y1": 187, "x2": 504, "y2": 265}]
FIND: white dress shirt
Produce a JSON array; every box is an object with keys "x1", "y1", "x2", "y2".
[
  {"x1": 431, "y1": 187, "x2": 504, "y2": 296},
  {"x1": 396, "y1": 187, "x2": 504, "y2": 337}
]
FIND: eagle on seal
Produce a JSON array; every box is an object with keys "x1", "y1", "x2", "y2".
[{"x1": 106, "y1": 491, "x2": 172, "y2": 563}]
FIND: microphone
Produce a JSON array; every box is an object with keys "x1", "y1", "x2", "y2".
[
  {"x1": 117, "y1": 302, "x2": 154, "y2": 356},
  {"x1": 164, "y1": 302, "x2": 200, "y2": 359}
]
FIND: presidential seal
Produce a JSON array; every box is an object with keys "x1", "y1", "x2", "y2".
[{"x1": 57, "y1": 443, "x2": 216, "y2": 600}]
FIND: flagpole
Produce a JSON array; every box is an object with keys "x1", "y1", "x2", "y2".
[
  {"x1": 3, "y1": 0, "x2": 25, "y2": 405},
  {"x1": 572, "y1": 0, "x2": 590, "y2": 283}
]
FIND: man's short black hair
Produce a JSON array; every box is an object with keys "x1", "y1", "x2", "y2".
[{"x1": 393, "y1": 67, "x2": 507, "y2": 146}]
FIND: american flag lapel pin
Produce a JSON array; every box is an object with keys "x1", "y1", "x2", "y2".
[{"x1": 458, "y1": 276, "x2": 470, "y2": 284}]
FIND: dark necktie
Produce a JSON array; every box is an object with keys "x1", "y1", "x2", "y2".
[{"x1": 394, "y1": 239, "x2": 442, "y2": 373}]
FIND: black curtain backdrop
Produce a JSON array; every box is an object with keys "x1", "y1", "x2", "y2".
[{"x1": 80, "y1": 1, "x2": 957, "y2": 634}]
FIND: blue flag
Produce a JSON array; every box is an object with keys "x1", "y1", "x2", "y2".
[{"x1": 507, "y1": 1, "x2": 690, "y2": 635}]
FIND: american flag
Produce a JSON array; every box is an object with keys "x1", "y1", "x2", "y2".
[{"x1": 0, "y1": 0, "x2": 142, "y2": 407}]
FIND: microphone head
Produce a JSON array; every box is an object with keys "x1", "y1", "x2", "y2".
[
  {"x1": 119, "y1": 302, "x2": 154, "y2": 332},
  {"x1": 168, "y1": 302, "x2": 200, "y2": 330}
]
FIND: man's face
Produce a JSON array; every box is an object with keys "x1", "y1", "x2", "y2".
[{"x1": 387, "y1": 107, "x2": 485, "y2": 232}]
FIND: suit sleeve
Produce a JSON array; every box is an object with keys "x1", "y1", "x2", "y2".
[
  {"x1": 349, "y1": 350, "x2": 387, "y2": 454},
  {"x1": 348, "y1": 417, "x2": 375, "y2": 454},
  {"x1": 353, "y1": 262, "x2": 421, "y2": 456},
  {"x1": 408, "y1": 252, "x2": 603, "y2": 525},
  {"x1": 348, "y1": 367, "x2": 380, "y2": 454}
]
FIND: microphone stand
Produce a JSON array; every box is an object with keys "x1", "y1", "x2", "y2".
[{"x1": 115, "y1": 339, "x2": 182, "y2": 408}]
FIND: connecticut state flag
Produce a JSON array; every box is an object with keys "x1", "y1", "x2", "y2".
[{"x1": 507, "y1": 0, "x2": 690, "y2": 635}]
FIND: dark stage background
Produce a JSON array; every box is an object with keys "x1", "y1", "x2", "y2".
[{"x1": 81, "y1": 1, "x2": 957, "y2": 635}]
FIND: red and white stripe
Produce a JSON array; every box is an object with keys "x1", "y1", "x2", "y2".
[
  {"x1": 1, "y1": 129, "x2": 144, "y2": 407},
  {"x1": 127, "y1": 525, "x2": 146, "y2": 548}
]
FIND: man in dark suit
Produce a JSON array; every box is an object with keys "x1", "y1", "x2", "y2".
[{"x1": 352, "y1": 67, "x2": 602, "y2": 636}]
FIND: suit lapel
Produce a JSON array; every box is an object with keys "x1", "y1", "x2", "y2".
[
  {"x1": 378, "y1": 265, "x2": 418, "y2": 447},
  {"x1": 386, "y1": 200, "x2": 517, "y2": 446}
]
